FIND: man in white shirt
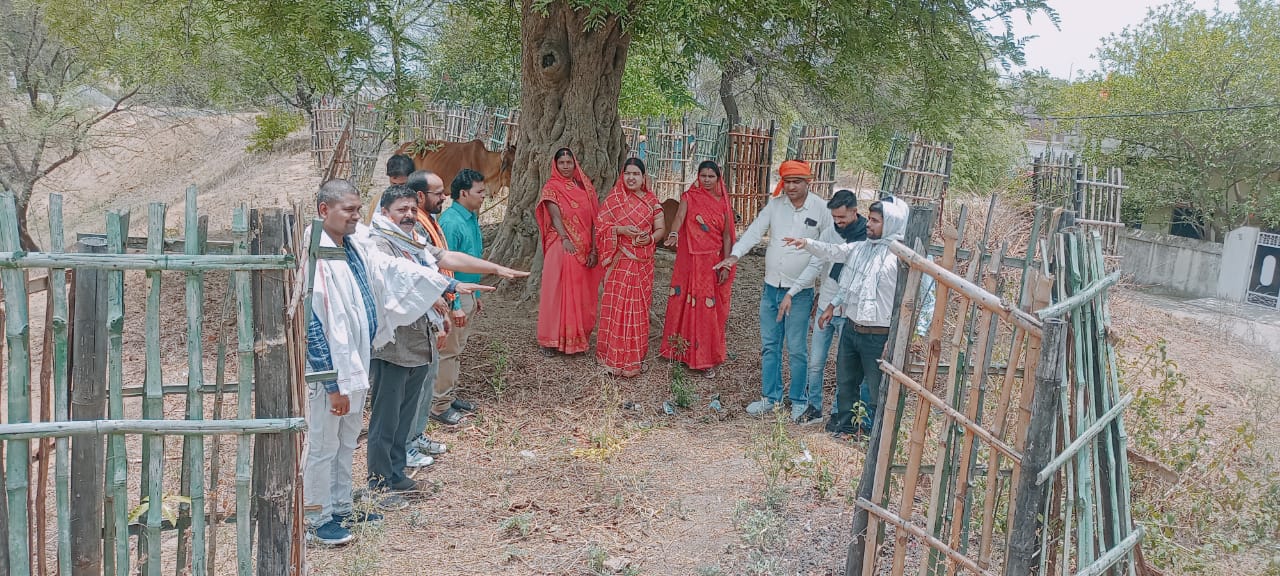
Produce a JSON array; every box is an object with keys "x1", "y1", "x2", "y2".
[
  {"x1": 784, "y1": 197, "x2": 910, "y2": 436},
  {"x1": 714, "y1": 160, "x2": 832, "y2": 416},
  {"x1": 788, "y1": 189, "x2": 867, "y2": 425}
]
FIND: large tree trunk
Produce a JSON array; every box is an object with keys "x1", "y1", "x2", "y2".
[{"x1": 488, "y1": 0, "x2": 630, "y2": 299}]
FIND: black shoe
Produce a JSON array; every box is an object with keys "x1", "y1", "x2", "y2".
[
  {"x1": 333, "y1": 510, "x2": 383, "y2": 526},
  {"x1": 797, "y1": 406, "x2": 823, "y2": 425},
  {"x1": 823, "y1": 416, "x2": 839, "y2": 433},
  {"x1": 430, "y1": 407, "x2": 464, "y2": 426},
  {"x1": 451, "y1": 398, "x2": 477, "y2": 413}
]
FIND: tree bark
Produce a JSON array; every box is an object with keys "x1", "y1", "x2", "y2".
[
  {"x1": 489, "y1": 0, "x2": 631, "y2": 298},
  {"x1": 719, "y1": 60, "x2": 742, "y2": 128}
]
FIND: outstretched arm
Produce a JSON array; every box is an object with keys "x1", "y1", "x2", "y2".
[{"x1": 437, "y1": 251, "x2": 530, "y2": 279}]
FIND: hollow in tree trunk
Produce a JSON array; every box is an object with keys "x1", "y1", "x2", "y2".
[{"x1": 487, "y1": 1, "x2": 630, "y2": 300}]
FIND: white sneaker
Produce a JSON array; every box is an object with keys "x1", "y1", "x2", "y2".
[
  {"x1": 405, "y1": 447, "x2": 434, "y2": 468},
  {"x1": 745, "y1": 398, "x2": 776, "y2": 416},
  {"x1": 412, "y1": 434, "x2": 448, "y2": 455}
]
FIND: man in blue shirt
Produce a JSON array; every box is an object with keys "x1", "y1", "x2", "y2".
[{"x1": 432, "y1": 168, "x2": 488, "y2": 425}]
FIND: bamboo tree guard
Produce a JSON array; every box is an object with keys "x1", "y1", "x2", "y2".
[
  {"x1": 786, "y1": 124, "x2": 839, "y2": 198},
  {"x1": 0, "y1": 190, "x2": 304, "y2": 575},
  {"x1": 848, "y1": 206, "x2": 1141, "y2": 576}
]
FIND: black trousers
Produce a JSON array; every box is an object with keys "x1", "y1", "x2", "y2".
[
  {"x1": 833, "y1": 327, "x2": 889, "y2": 434},
  {"x1": 367, "y1": 359, "x2": 430, "y2": 488}
]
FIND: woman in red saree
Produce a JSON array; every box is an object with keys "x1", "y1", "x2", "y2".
[
  {"x1": 536, "y1": 148, "x2": 600, "y2": 355},
  {"x1": 595, "y1": 158, "x2": 665, "y2": 376},
  {"x1": 660, "y1": 160, "x2": 736, "y2": 376}
]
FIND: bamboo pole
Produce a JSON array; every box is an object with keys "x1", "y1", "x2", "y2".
[
  {"x1": 1076, "y1": 526, "x2": 1145, "y2": 576},
  {"x1": 205, "y1": 278, "x2": 232, "y2": 569},
  {"x1": 183, "y1": 188, "x2": 208, "y2": 576},
  {"x1": 1065, "y1": 234, "x2": 1097, "y2": 568},
  {"x1": 920, "y1": 256, "x2": 980, "y2": 576},
  {"x1": 141, "y1": 203, "x2": 166, "y2": 576},
  {"x1": 888, "y1": 241, "x2": 1042, "y2": 336},
  {"x1": 1036, "y1": 271, "x2": 1120, "y2": 319},
  {"x1": 47, "y1": 195, "x2": 72, "y2": 576},
  {"x1": 956, "y1": 246, "x2": 1011, "y2": 560},
  {"x1": 944, "y1": 266, "x2": 1002, "y2": 575},
  {"x1": 232, "y1": 208, "x2": 255, "y2": 576},
  {"x1": 1005, "y1": 318, "x2": 1068, "y2": 576},
  {"x1": 0, "y1": 252, "x2": 292, "y2": 271},
  {"x1": 0, "y1": 419, "x2": 306, "y2": 439},
  {"x1": 100, "y1": 210, "x2": 131, "y2": 576},
  {"x1": 69, "y1": 235, "x2": 107, "y2": 576},
  {"x1": 34, "y1": 231, "x2": 54, "y2": 576},
  {"x1": 862, "y1": 265, "x2": 924, "y2": 574},
  {"x1": 857, "y1": 499, "x2": 997, "y2": 576},
  {"x1": 0, "y1": 193, "x2": 33, "y2": 576},
  {"x1": 891, "y1": 224, "x2": 959, "y2": 575},
  {"x1": 1091, "y1": 232, "x2": 1138, "y2": 575}
]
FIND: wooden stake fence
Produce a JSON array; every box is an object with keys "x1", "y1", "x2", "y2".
[
  {"x1": 0, "y1": 189, "x2": 306, "y2": 576},
  {"x1": 845, "y1": 201, "x2": 1141, "y2": 576}
]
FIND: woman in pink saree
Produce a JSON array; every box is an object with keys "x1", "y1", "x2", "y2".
[
  {"x1": 595, "y1": 158, "x2": 665, "y2": 376},
  {"x1": 660, "y1": 160, "x2": 736, "y2": 376},
  {"x1": 536, "y1": 148, "x2": 600, "y2": 355}
]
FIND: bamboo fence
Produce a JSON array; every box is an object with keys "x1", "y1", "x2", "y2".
[
  {"x1": 786, "y1": 124, "x2": 839, "y2": 198},
  {"x1": 0, "y1": 189, "x2": 305, "y2": 576},
  {"x1": 846, "y1": 200, "x2": 1142, "y2": 576},
  {"x1": 879, "y1": 134, "x2": 954, "y2": 211},
  {"x1": 724, "y1": 120, "x2": 777, "y2": 224}
]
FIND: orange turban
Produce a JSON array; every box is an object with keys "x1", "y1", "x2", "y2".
[{"x1": 771, "y1": 160, "x2": 813, "y2": 197}]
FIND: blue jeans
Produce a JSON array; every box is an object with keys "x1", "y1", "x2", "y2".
[
  {"x1": 834, "y1": 327, "x2": 889, "y2": 434},
  {"x1": 804, "y1": 315, "x2": 845, "y2": 412},
  {"x1": 759, "y1": 284, "x2": 813, "y2": 405}
]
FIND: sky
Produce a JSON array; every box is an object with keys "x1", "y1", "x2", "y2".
[{"x1": 1010, "y1": 0, "x2": 1238, "y2": 79}]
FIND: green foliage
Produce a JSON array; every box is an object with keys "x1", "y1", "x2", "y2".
[
  {"x1": 488, "y1": 340, "x2": 511, "y2": 401},
  {"x1": 420, "y1": 1, "x2": 521, "y2": 107},
  {"x1": 1055, "y1": 0, "x2": 1280, "y2": 238},
  {"x1": 1124, "y1": 338, "x2": 1280, "y2": 573},
  {"x1": 948, "y1": 118, "x2": 1029, "y2": 193},
  {"x1": 246, "y1": 108, "x2": 305, "y2": 153},
  {"x1": 669, "y1": 361, "x2": 695, "y2": 409}
]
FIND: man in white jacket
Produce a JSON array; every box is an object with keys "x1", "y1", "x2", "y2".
[
  {"x1": 784, "y1": 197, "x2": 910, "y2": 436},
  {"x1": 303, "y1": 179, "x2": 494, "y2": 546}
]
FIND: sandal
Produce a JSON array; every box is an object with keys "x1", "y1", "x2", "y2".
[
  {"x1": 703, "y1": 366, "x2": 718, "y2": 379},
  {"x1": 429, "y1": 408, "x2": 464, "y2": 426}
]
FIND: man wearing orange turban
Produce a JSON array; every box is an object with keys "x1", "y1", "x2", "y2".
[{"x1": 714, "y1": 159, "x2": 832, "y2": 418}]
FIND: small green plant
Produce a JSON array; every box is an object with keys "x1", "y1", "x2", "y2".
[
  {"x1": 489, "y1": 341, "x2": 511, "y2": 401},
  {"x1": 670, "y1": 362, "x2": 695, "y2": 409},
  {"x1": 733, "y1": 501, "x2": 786, "y2": 552},
  {"x1": 499, "y1": 512, "x2": 534, "y2": 539},
  {"x1": 696, "y1": 566, "x2": 726, "y2": 576},
  {"x1": 339, "y1": 497, "x2": 387, "y2": 574},
  {"x1": 586, "y1": 544, "x2": 608, "y2": 574},
  {"x1": 812, "y1": 458, "x2": 835, "y2": 500},
  {"x1": 246, "y1": 108, "x2": 304, "y2": 153},
  {"x1": 751, "y1": 409, "x2": 802, "y2": 490}
]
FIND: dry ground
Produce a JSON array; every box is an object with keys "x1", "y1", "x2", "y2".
[{"x1": 7, "y1": 113, "x2": 1277, "y2": 575}]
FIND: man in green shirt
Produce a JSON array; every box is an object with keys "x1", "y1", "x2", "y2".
[{"x1": 432, "y1": 168, "x2": 487, "y2": 425}]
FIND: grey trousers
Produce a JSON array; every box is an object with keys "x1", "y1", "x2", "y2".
[
  {"x1": 368, "y1": 359, "x2": 429, "y2": 487},
  {"x1": 406, "y1": 360, "x2": 439, "y2": 445},
  {"x1": 303, "y1": 384, "x2": 368, "y2": 528}
]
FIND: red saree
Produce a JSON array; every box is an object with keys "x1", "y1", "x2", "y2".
[
  {"x1": 535, "y1": 157, "x2": 601, "y2": 353},
  {"x1": 660, "y1": 181, "x2": 736, "y2": 370},
  {"x1": 594, "y1": 178, "x2": 662, "y2": 376}
]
